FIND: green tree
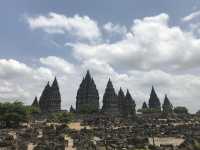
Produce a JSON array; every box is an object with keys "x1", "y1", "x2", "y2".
[
  {"x1": 174, "y1": 106, "x2": 188, "y2": 114},
  {"x1": 0, "y1": 101, "x2": 27, "y2": 127},
  {"x1": 0, "y1": 101, "x2": 40, "y2": 128},
  {"x1": 48, "y1": 112, "x2": 74, "y2": 123}
]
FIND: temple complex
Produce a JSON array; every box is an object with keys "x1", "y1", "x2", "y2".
[{"x1": 3, "y1": 70, "x2": 200, "y2": 150}]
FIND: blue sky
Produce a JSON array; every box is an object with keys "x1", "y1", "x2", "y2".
[
  {"x1": 1, "y1": 0, "x2": 200, "y2": 112},
  {"x1": 1, "y1": 0, "x2": 199, "y2": 60}
]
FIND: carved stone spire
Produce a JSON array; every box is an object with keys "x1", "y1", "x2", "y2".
[
  {"x1": 32, "y1": 96, "x2": 39, "y2": 107},
  {"x1": 76, "y1": 70, "x2": 99, "y2": 113},
  {"x1": 102, "y1": 79, "x2": 116, "y2": 103},
  {"x1": 70, "y1": 105, "x2": 75, "y2": 113},
  {"x1": 85, "y1": 70, "x2": 92, "y2": 83},
  {"x1": 118, "y1": 87, "x2": 125, "y2": 97},
  {"x1": 162, "y1": 94, "x2": 173, "y2": 113},
  {"x1": 39, "y1": 78, "x2": 61, "y2": 113},
  {"x1": 148, "y1": 86, "x2": 161, "y2": 111},
  {"x1": 51, "y1": 77, "x2": 61, "y2": 100},
  {"x1": 52, "y1": 77, "x2": 59, "y2": 89},
  {"x1": 118, "y1": 88, "x2": 125, "y2": 115},
  {"x1": 142, "y1": 102, "x2": 148, "y2": 109},
  {"x1": 39, "y1": 82, "x2": 51, "y2": 102},
  {"x1": 125, "y1": 89, "x2": 136, "y2": 117},
  {"x1": 102, "y1": 79, "x2": 120, "y2": 116}
]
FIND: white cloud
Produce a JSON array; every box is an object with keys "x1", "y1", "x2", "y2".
[
  {"x1": 103, "y1": 22, "x2": 127, "y2": 35},
  {"x1": 0, "y1": 59, "x2": 54, "y2": 104},
  {"x1": 0, "y1": 57, "x2": 200, "y2": 112},
  {"x1": 0, "y1": 57, "x2": 81, "y2": 109},
  {"x1": 26, "y1": 13, "x2": 101, "y2": 41},
  {"x1": 182, "y1": 10, "x2": 200, "y2": 22},
  {"x1": 4, "y1": 12, "x2": 200, "y2": 113},
  {"x1": 0, "y1": 59, "x2": 32, "y2": 78},
  {"x1": 69, "y1": 13, "x2": 200, "y2": 71},
  {"x1": 40, "y1": 56, "x2": 75, "y2": 74}
]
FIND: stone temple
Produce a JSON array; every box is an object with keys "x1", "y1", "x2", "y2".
[
  {"x1": 75, "y1": 70, "x2": 136, "y2": 118},
  {"x1": 76, "y1": 70, "x2": 99, "y2": 113},
  {"x1": 102, "y1": 79, "x2": 120, "y2": 116},
  {"x1": 32, "y1": 77, "x2": 61, "y2": 113},
  {"x1": 148, "y1": 86, "x2": 161, "y2": 111},
  {"x1": 101, "y1": 79, "x2": 136, "y2": 117}
]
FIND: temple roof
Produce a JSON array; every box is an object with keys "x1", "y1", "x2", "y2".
[
  {"x1": 32, "y1": 96, "x2": 39, "y2": 107},
  {"x1": 106, "y1": 78, "x2": 115, "y2": 90},
  {"x1": 125, "y1": 89, "x2": 135, "y2": 105},
  {"x1": 142, "y1": 102, "x2": 148, "y2": 109},
  {"x1": 148, "y1": 86, "x2": 161, "y2": 109},
  {"x1": 77, "y1": 70, "x2": 99, "y2": 99},
  {"x1": 163, "y1": 94, "x2": 172, "y2": 107},
  {"x1": 118, "y1": 87, "x2": 125, "y2": 98},
  {"x1": 52, "y1": 77, "x2": 59, "y2": 89},
  {"x1": 85, "y1": 70, "x2": 92, "y2": 82}
]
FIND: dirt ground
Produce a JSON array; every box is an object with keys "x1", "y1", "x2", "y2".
[{"x1": 67, "y1": 122, "x2": 91, "y2": 131}]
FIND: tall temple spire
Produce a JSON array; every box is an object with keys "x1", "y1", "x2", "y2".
[
  {"x1": 85, "y1": 70, "x2": 92, "y2": 81},
  {"x1": 84, "y1": 70, "x2": 92, "y2": 88},
  {"x1": 40, "y1": 81, "x2": 51, "y2": 101},
  {"x1": 126, "y1": 89, "x2": 132, "y2": 100},
  {"x1": 51, "y1": 77, "x2": 61, "y2": 101},
  {"x1": 32, "y1": 96, "x2": 39, "y2": 107},
  {"x1": 52, "y1": 77, "x2": 59, "y2": 89},
  {"x1": 148, "y1": 86, "x2": 161, "y2": 111},
  {"x1": 105, "y1": 78, "x2": 116, "y2": 97},
  {"x1": 70, "y1": 105, "x2": 75, "y2": 113},
  {"x1": 76, "y1": 70, "x2": 99, "y2": 113},
  {"x1": 107, "y1": 78, "x2": 112, "y2": 86},
  {"x1": 102, "y1": 78, "x2": 120, "y2": 116},
  {"x1": 46, "y1": 81, "x2": 50, "y2": 89},
  {"x1": 162, "y1": 94, "x2": 173, "y2": 113},
  {"x1": 118, "y1": 87, "x2": 125, "y2": 116},
  {"x1": 142, "y1": 102, "x2": 148, "y2": 109},
  {"x1": 125, "y1": 89, "x2": 136, "y2": 117},
  {"x1": 39, "y1": 78, "x2": 61, "y2": 113},
  {"x1": 118, "y1": 87, "x2": 125, "y2": 97}
]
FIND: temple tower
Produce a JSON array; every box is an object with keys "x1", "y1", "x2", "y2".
[
  {"x1": 124, "y1": 90, "x2": 136, "y2": 117},
  {"x1": 76, "y1": 70, "x2": 99, "y2": 113},
  {"x1": 148, "y1": 86, "x2": 161, "y2": 111},
  {"x1": 38, "y1": 77, "x2": 61, "y2": 113},
  {"x1": 118, "y1": 88, "x2": 126, "y2": 116},
  {"x1": 142, "y1": 102, "x2": 148, "y2": 109},
  {"x1": 32, "y1": 96, "x2": 39, "y2": 108},
  {"x1": 102, "y1": 79, "x2": 120, "y2": 116},
  {"x1": 162, "y1": 94, "x2": 173, "y2": 113},
  {"x1": 48, "y1": 77, "x2": 61, "y2": 112}
]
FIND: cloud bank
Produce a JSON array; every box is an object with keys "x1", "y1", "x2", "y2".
[{"x1": 3, "y1": 13, "x2": 200, "y2": 112}]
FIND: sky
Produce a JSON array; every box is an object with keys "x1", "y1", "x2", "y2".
[{"x1": 1, "y1": 0, "x2": 200, "y2": 112}]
